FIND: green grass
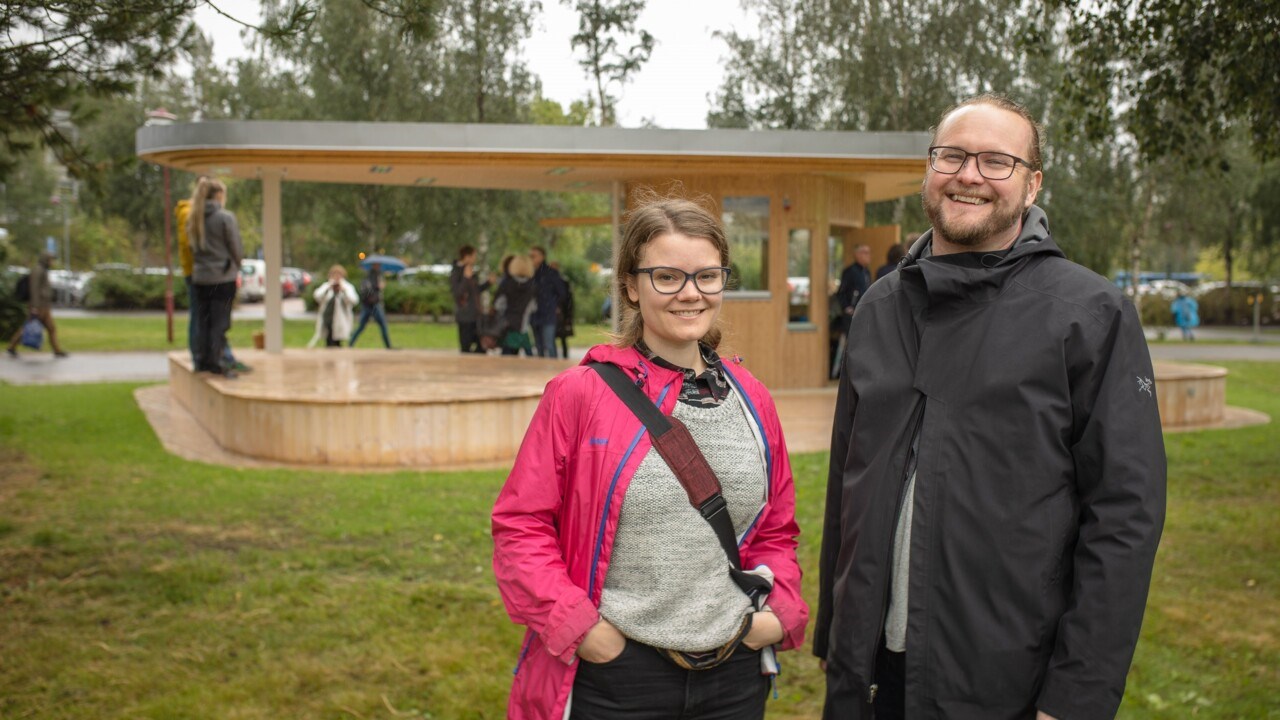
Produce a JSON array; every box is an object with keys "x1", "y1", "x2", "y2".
[
  {"x1": 1, "y1": 364, "x2": 1278, "y2": 718},
  {"x1": 44, "y1": 315, "x2": 611, "y2": 352}
]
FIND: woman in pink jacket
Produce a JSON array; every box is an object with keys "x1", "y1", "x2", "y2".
[{"x1": 492, "y1": 194, "x2": 809, "y2": 719}]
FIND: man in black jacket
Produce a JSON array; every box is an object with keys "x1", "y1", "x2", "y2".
[{"x1": 816, "y1": 94, "x2": 1166, "y2": 720}]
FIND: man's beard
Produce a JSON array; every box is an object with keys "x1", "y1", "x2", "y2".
[{"x1": 921, "y1": 180, "x2": 1029, "y2": 248}]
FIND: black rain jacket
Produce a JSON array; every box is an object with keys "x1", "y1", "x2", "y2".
[{"x1": 816, "y1": 206, "x2": 1166, "y2": 720}]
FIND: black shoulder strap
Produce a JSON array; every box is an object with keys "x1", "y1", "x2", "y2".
[
  {"x1": 588, "y1": 362, "x2": 770, "y2": 602},
  {"x1": 590, "y1": 361, "x2": 672, "y2": 434}
]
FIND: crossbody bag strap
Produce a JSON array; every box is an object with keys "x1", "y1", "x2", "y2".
[{"x1": 589, "y1": 362, "x2": 771, "y2": 601}]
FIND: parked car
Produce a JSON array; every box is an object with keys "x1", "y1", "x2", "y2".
[
  {"x1": 282, "y1": 267, "x2": 312, "y2": 297},
  {"x1": 1138, "y1": 279, "x2": 1192, "y2": 301},
  {"x1": 396, "y1": 264, "x2": 452, "y2": 281},
  {"x1": 239, "y1": 259, "x2": 267, "y2": 302},
  {"x1": 47, "y1": 269, "x2": 93, "y2": 306}
]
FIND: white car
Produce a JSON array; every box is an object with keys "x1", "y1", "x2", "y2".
[{"x1": 238, "y1": 259, "x2": 267, "y2": 302}]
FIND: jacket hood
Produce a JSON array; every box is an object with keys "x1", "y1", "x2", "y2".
[
  {"x1": 902, "y1": 204, "x2": 1064, "y2": 304},
  {"x1": 579, "y1": 343, "x2": 689, "y2": 393},
  {"x1": 203, "y1": 200, "x2": 222, "y2": 217}
]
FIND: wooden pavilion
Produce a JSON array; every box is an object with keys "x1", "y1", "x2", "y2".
[{"x1": 137, "y1": 121, "x2": 930, "y2": 389}]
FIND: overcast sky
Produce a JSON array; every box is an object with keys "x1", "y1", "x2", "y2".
[{"x1": 193, "y1": 1, "x2": 751, "y2": 129}]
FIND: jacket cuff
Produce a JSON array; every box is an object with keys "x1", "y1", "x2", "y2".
[
  {"x1": 771, "y1": 598, "x2": 807, "y2": 651},
  {"x1": 1037, "y1": 670, "x2": 1117, "y2": 720},
  {"x1": 541, "y1": 589, "x2": 599, "y2": 664}
]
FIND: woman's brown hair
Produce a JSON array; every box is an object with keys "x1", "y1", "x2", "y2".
[
  {"x1": 613, "y1": 189, "x2": 730, "y2": 350},
  {"x1": 186, "y1": 178, "x2": 227, "y2": 252}
]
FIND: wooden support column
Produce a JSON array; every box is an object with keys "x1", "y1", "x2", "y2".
[
  {"x1": 610, "y1": 180, "x2": 622, "y2": 334},
  {"x1": 261, "y1": 170, "x2": 284, "y2": 353}
]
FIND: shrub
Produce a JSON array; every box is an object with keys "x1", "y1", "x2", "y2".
[
  {"x1": 1196, "y1": 284, "x2": 1278, "y2": 326},
  {"x1": 1139, "y1": 297, "x2": 1174, "y2": 328},
  {"x1": 84, "y1": 271, "x2": 191, "y2": 311},
  {"x1": 0, "y1": 271, "x2": 27, "y2": 337},
  {"x1": 383, "y1": 279, "x2": 453, "y2": 317}
]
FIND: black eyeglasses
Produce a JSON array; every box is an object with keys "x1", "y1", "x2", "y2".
[
  {"x1": 633, "y1": 266, "x2": 732, "y2": 295},
  {"x1": 928, "y1": 146, "x2": 1032, "y2": 180}
]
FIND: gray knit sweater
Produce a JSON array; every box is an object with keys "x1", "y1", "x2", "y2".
[{"x1": 598, "y1": 390, "x2": 767, "y2": 652}]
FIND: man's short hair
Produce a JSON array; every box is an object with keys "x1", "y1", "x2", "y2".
[
  {"x1": 930, "y1": 93, "x2": 1043, "y2": 171},
  {"x1": 530, "y1": 245, "x2": 546, "y2": 256}
]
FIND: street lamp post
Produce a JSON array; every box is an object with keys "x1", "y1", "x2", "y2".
[
  {"x1": 145, "y1": 108, "x2": 179, "y2": 343},
  {"x1": 48, "y1": 187, "x2": 73, "y2": 305}
]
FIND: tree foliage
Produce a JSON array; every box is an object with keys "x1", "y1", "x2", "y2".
[
  {"x1": 563, "y1": 0, "x2": 654, "y2": 126},
  {"x1": 710, "y1": 0, "x2": 1039, "y2": 133},
  {"x1": 0, "y1": 0, "x2": 317, "y2": 180},
  {"x1": 1051, "y1": 0, "x2": 1280, "y2": 163}
]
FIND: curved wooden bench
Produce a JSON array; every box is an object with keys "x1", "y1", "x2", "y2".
[{"x1": 1153, "y1": 361, "x2": 1227, "y2": 429}]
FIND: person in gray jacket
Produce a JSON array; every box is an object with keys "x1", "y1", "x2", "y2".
[
  {"x1": 817, "y1": 94, "x2": 1166, "y2": 720},
  {"x1": 187, "y1": 178, "x2": 243, "y2": 378},
  {"x1": 450, "y1": 245, "x2": 494, "y2": 353}
]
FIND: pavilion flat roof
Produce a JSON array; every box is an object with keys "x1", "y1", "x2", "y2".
[{"x1": 137, "y1": 120, "x2": 930, "y2": 201}]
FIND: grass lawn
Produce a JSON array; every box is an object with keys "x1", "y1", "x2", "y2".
[
  {"x1": 49, "y1": 315, "x2": 613, "y2": 353},
  {"x1": 1, "y1": 363, "x2": 1277, "y2": 718}
]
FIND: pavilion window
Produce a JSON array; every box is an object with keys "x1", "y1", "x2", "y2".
[
  {"x1": 722, "y1": 196, "x2": 770, "y2": 292},
  {"x1": 787, "y1": 228, "x2": 813, "y2": 323}
]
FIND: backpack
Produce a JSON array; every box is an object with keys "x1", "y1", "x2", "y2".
[
  {"x1": 359, "y1": 276, "x2": 378, "y2": 306},
  {"x1": 14, "y1": 274, "x2": 30, "y2": 303}
]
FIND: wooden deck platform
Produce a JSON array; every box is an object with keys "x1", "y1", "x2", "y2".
[
  {"x1": 167, "y1": 350, "x2": 573, "y2": 468},
  {"x1": 151, "y1": 353, "x2": 1263, "y2": 472}
]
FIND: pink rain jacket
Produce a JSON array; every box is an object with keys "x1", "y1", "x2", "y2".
[{"x1": 492, "y1": 344, "x2": 809, "y2": 720}]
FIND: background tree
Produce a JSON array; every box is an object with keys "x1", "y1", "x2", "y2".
[
  {"x1": 710, "y1": 0, "x2": 1045, "y2": 238},
  {"x1": 0, "y1": 0, "x2": 316, "y2": 180},
  {"x1": 1050, "y1": 0, "x2": 1280, "y2": 163},
  {"x1": 563, "y1": 0, "x2": 654, "y2": 126}
]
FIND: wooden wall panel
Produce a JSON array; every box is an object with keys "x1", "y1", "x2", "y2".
[
  {"x1": 848, "y1": 225, "x2": 901, "y2": 280},
  {"x1": 624, "y1": 173, "x2": 862, "y2": 388},
  {"x1": 828, "y1": 179, "x2": 866, "y2": 228}
]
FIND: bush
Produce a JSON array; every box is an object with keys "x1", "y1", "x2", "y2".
[
  {"x1": 1139, "y1": 297, "x2": 1174, "y2": 328},
  {"x1": 0, "y1": 271, "x2": 27, "y2": 338},
  {"x1": 1196, "y1": 284, "x2": 1279, "y2": 326},
  {"x1": 84, "y1": 271, "x2": 191, "y2": 311},
  {"x1": 383, "y1": 279, "x2": 453, "y2": 317}
]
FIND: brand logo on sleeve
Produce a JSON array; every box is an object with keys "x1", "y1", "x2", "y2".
[{"x1": 1136, "y1": 376, "x2": 1153, "y2": 397}]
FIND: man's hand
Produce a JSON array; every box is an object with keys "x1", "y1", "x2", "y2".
[
  {"x1": 742, "y1": 611, "x2": 784, "y2": 650},
  {"x1": 1035, "y1": 712, "x2": 1059, "y2": 720},
  {"x1": 576, "y1": 618, "x2": 626, "y2": 664}
]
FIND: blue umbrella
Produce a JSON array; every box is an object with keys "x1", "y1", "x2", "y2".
[{"x1": 359, "y1": 254, "x2": 407, "y2": 273}]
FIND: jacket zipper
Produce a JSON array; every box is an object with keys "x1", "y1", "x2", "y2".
[
  {"x1": 584, "y1": 381, "x2": 672, "y2": 600},
  {"x1": 866, "y1": 400, "x2": 926, "y2": 705}
]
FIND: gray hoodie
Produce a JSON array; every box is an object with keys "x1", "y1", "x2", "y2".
[{"x1": 192, "y1": 201, "x2": 243, "y2": 285}]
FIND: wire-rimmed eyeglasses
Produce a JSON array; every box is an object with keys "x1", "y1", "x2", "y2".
[
  {"x1": 633, "y1": 266, "x2": 732, "y2": 295},
  {"x1": 928, "y1": 145, "x2": 1031, "y2": 180}
]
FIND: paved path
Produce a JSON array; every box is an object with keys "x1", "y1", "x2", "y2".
[{"x1": 5, "y1": 338, "x2": 1279, "y2": 387}]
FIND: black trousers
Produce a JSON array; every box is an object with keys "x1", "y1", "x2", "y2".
[
  {"x1": 873, "y1": 644, "x2": 906, "y2": 720},
  {"x1": 570, "y1": 640, "x2": 767, "y2": 720},
  {"x1": 457, "y1": 320, "x2": 482, "y2": 353},
  {"x1": 194, "y1": 281, "x2": 236, "y2": 372}
]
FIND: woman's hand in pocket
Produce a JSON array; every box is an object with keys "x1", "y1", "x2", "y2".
[
  {"x1": 576, "y1": 618, "x2": 627, "y2": 664},
  {"x1": 742, "y1": 611, "x2": 784, "y2": 650}
]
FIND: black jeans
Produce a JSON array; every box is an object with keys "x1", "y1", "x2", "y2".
[
  {"x1": 873, "y1": 644, "x2": 906, "y2": 720},
  {"x1": 194, "y1": 281, "x2": 236, "y2": 372},
  {"x1": 457, "y1": 320, "x2": 482, "y2": 353},
  {"x1": 570, "y1": 639, "x2": 768, "y2": 720}
]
